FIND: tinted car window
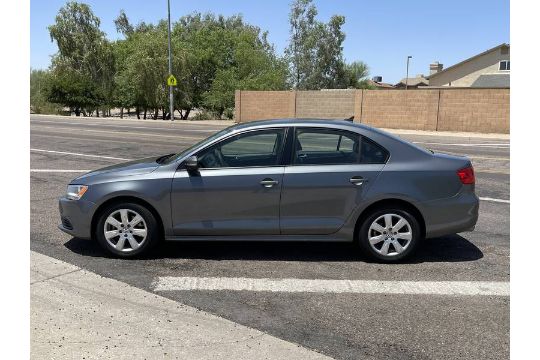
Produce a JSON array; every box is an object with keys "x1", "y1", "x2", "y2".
[
  {"x1": 197, "y1": 129, "x2": 285, "y2": 168},
  {"x1": 293, "y1": 128, "x2": 360, "y2": 165},
  {"x1": 360, "y1": 136, "x2": 389, "y2": 164}
]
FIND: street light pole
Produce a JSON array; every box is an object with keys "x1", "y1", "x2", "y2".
[
  {"x1": 405, "y1": 55, "x2": 412, "y2": 90},
  {"x1": 167, "y1": 0, "x2": 174, "y2": 121}
]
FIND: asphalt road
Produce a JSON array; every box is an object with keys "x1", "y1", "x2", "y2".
[{"x1": 30, "y1": 115, "x2": 510, "y2": 360}]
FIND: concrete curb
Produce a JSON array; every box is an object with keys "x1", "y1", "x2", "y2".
[
  {"x1": 380, "y1": 127, "x2": 510, "y2": 140},
  {"x1": 30, "y1": 251, "x2": 330, "y2": 360}
]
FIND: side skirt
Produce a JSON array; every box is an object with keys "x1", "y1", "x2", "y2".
[{"x1": 164, "y1": 234, "x2": 352, "y2": 242}]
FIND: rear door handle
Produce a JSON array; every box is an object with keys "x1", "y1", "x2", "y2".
[
  {"x1": 349, "y1": 176, "x2": 366, "y2": 186},
  {"x1": 260, "y1": 178, "x2": 279, "y2": 188}
]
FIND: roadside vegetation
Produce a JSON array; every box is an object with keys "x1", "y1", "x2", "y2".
[{"x1": 31, "y1": 0, "x2": 372, "y2": 119}]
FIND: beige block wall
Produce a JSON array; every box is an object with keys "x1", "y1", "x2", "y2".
[
  {"x1": 235, "y1": 89, "x2": 509, "y2": 133},
  {"x1": 360, "y1": 90, "x2": 439, "y2": 131},
  {"x1": 295, "y1": 90, "x2": 356, "y2": 119},
  {"x1": 437, "y1": 89, "x2": 510, "y2": 133},
  {"x1": 235, "y1": 91, "x2": 296, "y2": 123}
]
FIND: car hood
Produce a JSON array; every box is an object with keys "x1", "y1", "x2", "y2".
[{"x1": 71, "y1": 156, "x2": 160, "y2": 184}]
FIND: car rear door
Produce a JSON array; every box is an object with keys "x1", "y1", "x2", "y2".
[
  {"x1": 171, "y1": 128, "x2": 286, "y2": 236},
  {"x1": 279, "y1": 127, "x2": 388, "y2": 235}
]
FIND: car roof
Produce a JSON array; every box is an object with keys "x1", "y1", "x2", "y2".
[
  {"x1": 229, "y1": 118, "x2": 404, "y2": 141},
  {"x1": 231, "y1": 118, "x2": 372, "y2": 132}
]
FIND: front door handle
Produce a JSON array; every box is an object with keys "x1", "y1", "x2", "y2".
[
  {"x1": 349, "y1": 176, "x2": 366, "y2": 186},
  {"x1": 260, "y1": 178, "x2": 279, "y2": 188}
]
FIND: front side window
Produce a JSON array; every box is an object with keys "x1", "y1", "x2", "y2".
[
  {"x1": 293, "y1": 128, "x2": 360, "y2": 165},
  {"x1": 197, "y1": 129, "x2": 285, "y2": 168},
  {"x1": 499, "y1": 60, "x2": 510, "y2": 71}
]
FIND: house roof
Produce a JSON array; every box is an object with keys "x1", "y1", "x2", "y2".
[
  {"x1": 395, "y1": 76, "x2": 429, "y2": 87},
  {"x1": 471, "y1": 74, "x2": 510, "y2": 88},
  {"x1": 367, "y1": 79, "x2": 394, "y2": 88},
  {"x1": 429, "y1": 43, "x2": 510, "y2": 79}
]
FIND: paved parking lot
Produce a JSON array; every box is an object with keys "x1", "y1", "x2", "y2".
[{"x1": 30, "y1": 115, "x2": 509, "y2": 359}]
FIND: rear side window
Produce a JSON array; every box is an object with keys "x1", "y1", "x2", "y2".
[
  {"x1": 360, "y1": 136, "x2": 389, "y2": 164},
  {"x1": 293, "y1": 128, "x2": 360, "y2": 165}
]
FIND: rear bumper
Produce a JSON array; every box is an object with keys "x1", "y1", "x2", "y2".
[
  {"x1": 58, "y1": 197, "x2": 96, "y2": 239},
  {"x1": 422, "y1": 190, "x2": 479, "y2": 238}
]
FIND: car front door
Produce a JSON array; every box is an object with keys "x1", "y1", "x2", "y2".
[
  {"x1": 280, "y1": 127, "x2": 388, "y2": 235},
  {"x1": 171, "y1": 128, "x2": 286, "y2": 236}
]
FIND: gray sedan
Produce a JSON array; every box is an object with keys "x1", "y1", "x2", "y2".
[{"x1": 58, "y1": 119, "x2": 478, "y2": 262}]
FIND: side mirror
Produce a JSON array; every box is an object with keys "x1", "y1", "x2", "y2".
[{"x1": 184, "y1": 155, "x2": 199, "y2": 171}]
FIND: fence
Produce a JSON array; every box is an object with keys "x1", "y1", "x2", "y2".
[{"x1": 234, "y1": 88, "x2": 509, "y2": 133}]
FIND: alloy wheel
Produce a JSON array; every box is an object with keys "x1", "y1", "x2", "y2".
[
  {"x1": 103, "y1": 209, "x2": 148, "y2": 252},
  {"x1": 367, "y1": 213, "x2": 412, "y2": 257}
]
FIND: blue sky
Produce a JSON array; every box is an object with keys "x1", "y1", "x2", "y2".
[{"x1": 31, "y1": 0, "x2": 509, "y2": 84}]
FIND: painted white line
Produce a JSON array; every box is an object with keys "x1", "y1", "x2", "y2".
[
  {"x1": 479, "y1": 197, "x2": 510, "y2": 204},
  {"x1": 414, "y1": 141, "x2": 509, "y2": 148},
  {"x1": 31, "y1": 119, "x2": 217, "y2": 132},
  {"x1": 153, "y1": 277, "x2": 509, "y2": 296},
  {"x1": 32, "y1": 125, "x2": 206, "y2": 140},
  {"x1": 31, "y1": 148, "x2": 131, "y2": 161},
  {"x1": 467, "y1": 156, "x2": 510, "y2": 161},
  {"x1": 31, "y1": 169, "x2": 90, "y2": 173}
]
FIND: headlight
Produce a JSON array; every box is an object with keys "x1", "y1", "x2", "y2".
[{"x1": 66, "y1": 185, "x2": 88, "y2": 200}]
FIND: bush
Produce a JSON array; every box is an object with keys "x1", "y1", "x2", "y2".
[
  {"x1": 223, "y1": 108, "x2": 234, "y2": 120},
  {"x1": 190, "y1": 110, "x2": 216, "y2": 120}
]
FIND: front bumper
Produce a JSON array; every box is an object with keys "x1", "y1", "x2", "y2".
[{"x1": 58, "y1": 197, "x2": 96, "y2": 239}]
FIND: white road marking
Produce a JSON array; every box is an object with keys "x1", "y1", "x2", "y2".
[
  {"x1": 153, "y1": 277, "x2": 509, "y2": 296},
  {"x1": 32, "y1": 125, "x2": 205, "y2": 140},
  {"x1": 31, "y1": 119, "x2": 217, "y2": 132},
  {"x1": 467, "y1": 155, "x2": 510, "y2": 161},
  {"x1": 31, "y1": 148, "x2": 131, "y2": 161},
  {"x1": 479, "y1": 197, "x2": 510, "y2": 204},
  {"x1": 31, "y1": 169, "x2": 90, "y2": 173},
  {"x1": 31, "y1": 133, "x2": 185, "y2": 146},
  {"x1": 414, "y1": 141, "x2": 509, "y2": 148}
]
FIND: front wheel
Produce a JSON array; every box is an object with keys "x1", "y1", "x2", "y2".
[
  {"x1": 95, "y1": 203, "x2": 159, "y2": 258},
  {"x1": 358, "y1": 207, "x2": 422, "y2": 262}
]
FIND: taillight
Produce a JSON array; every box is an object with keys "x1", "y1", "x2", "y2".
[{"x1": 457, "y1": 166, "x2": 475, "y2": 184}]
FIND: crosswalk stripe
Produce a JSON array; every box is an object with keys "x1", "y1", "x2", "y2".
[{"x1": 153, "y1": 277, "x2": 509, "y2": 296}]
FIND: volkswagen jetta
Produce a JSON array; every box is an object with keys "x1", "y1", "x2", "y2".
[{"x1": 58, "y1": 119, "x2": 478, "y2": 262}]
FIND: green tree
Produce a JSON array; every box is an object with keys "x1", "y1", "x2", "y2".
[
  {"x1": 45, "y1": 67, "x2": 104, "y2": 116},
  {"x1": 285, "y1": 0, "x2": 368, "y2": 90},
  {"x1": 285, "y1": 0, "x2": 318, "y2": 89},
  {"x1": 47, "y1": 1, "x2": 114, "y2": 116},
  {"x1": 175, "y1": 13, "x2": 287, "y2": 118},
  {"x1": 30, "y1": 69, "x2": 62, "y2": 114},
  {"x1": 344, "y1": 61, "x2": 372, "y2": 89},
  {"x1": 114, "y1": 10, "x2": 134, "y2": 37}
]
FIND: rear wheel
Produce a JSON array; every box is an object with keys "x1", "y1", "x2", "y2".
[
  {"x1": 358, "y1": 207, "x2": 421, "y2": 262},
  {"x1": 95, "y1": 203, "x2": 159, "y2": 258}
]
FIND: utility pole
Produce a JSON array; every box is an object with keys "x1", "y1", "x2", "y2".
[
  {"x1": 167, "y1": 0, "x2": 174, "y2": 120},
  {"x1": 405, "y1": 55, "x2": 412, "y2": 90}
]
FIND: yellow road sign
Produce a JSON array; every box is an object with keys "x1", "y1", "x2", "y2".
[{"x1": 167, "y1": 74, "x2": 177, "y2": 86}]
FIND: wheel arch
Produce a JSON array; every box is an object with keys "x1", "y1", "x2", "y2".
[
  {"x1": 353, "y1": 198, "x2": 426, "y2": 242},
  {"x1": 91, "y1": 196, "x2": 165, "y2": 240}
]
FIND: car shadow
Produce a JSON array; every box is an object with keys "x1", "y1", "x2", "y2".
[{"x1": 64, "y1": 234, "x2": 483, "y2": 264}]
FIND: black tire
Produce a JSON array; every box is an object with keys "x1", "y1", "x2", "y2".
[
  {"x1": 358, "y1": 206, "x2": 422, "y2": 262},
  {"x1": 95, "y1": 202, "x2": 159, "y2": 258}
]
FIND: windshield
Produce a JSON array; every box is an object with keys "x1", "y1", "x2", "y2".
[{"x1": 160, "y1": 126, "x2": 234, "y2": 164}]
